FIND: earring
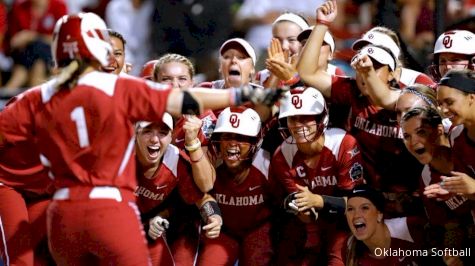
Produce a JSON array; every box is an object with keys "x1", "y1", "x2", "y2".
[{"x1": 377, "y1": 217, "x2": 383, "y2": 223}]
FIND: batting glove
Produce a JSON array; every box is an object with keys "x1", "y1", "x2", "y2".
[{"x1": 148, "y1": 215, "x2": 170, "y2": 240}]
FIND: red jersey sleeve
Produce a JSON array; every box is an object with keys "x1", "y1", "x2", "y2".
[
  {"x1": 336, "y1": 134, "x2": 365, "y2": 190},
  {"x1": 115, "y1": 76, "x2": 172, "y2": 124},
  {"x1": 0, "y1": 88, "x2": 40, "y2": 143}
]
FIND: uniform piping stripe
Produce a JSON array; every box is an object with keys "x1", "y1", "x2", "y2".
[
  {"x1": 0, "y1": 216, "x2": 9, "y2": 266},
  {"x1": 118, "y1": 137, "x2": 135, "y2": 176}
]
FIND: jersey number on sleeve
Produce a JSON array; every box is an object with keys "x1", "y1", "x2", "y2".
[{"x1": 70, "y1": 106, "x2": 90, "y2": 148}]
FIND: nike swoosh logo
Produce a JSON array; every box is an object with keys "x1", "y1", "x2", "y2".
[
  {"x1": 156, "y1": 185, "x2": 167, "y2": 190},
  {"x1": 249, "y1": 185, "x2": 261, "y2": 191},
  {"x1": 175, "y1": 138, "x2": 185, "y2": 143},
  {"x1": 321, "y1": 166, "x2": 332, "y2": 171},
  {"x1": 398, "y1": 256, "x2": 406, "y2": 262}
]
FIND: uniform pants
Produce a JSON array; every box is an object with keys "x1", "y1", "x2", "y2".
[{"x1": 47, "y1": 198, "x2": 150, "y2": 265}]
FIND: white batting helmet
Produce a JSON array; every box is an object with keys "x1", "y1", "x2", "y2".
[
  {"x1": 279, "y1": 87, "x2": 327, "y2": 120},
  {"x1": 279, "y1": 87, "x2": 329, "y2": 143},
  {"x1": 213, "y1": 107, "x2": 261, "y2": 137},
  {"x1": 434, "y1": 30, "x2": 475, "y2": 55}
]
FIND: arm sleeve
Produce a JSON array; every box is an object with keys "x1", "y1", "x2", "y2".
[{"x1": 336, "y1": 134, "x2": 365, "y2": 190}]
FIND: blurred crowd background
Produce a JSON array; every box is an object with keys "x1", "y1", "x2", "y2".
[{"x1": 0, "y1": 0, "x2": 474, "y2": 103}]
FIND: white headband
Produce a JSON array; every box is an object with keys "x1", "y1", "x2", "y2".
[{"x1": 273, "y1": 13, "x2": 309, "y2": 31}]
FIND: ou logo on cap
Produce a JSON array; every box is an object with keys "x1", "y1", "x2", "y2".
[
  {"x1": 229, "y1": 114, "x2": 240, "y2": 128},
  {"x1": 443, "y1": 36, "x2": 453, "y2": 48},
  {"x1": 291, "y1": 95, "x2": 302, "y2": 109}
]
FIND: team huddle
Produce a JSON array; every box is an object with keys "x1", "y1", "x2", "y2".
[{"x1": 1, "y1": 0, "x2": 475, "y2": 265}]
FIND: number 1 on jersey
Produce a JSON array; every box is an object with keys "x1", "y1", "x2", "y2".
[{"x1": 70, "y1": 106, "x2": 90, "y2": 148}]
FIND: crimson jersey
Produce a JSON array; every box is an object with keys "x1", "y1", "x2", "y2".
[
  {"x1": 449, "y1": 125, "x2": 475, "y2": 178},
  {"x1": 212, "y1": 149, "x2": 277, "y2": 237},
  {"x1": 135, "y1": 144, "x2": 203, "y2": 215},
  {"x1": 420, "y1": 165, "x2": 472, "y2": 226},
  {"x1": 344, "y1": 217, "x2": 424, "y2": 266},
  {"x1": 399, "y1": 68, "x2": 436, "y2": 89},
  {"x1": 271, "y1": 128, "x2": 364, "y2": 195},
  {"x1": 330, "y1": 75, "x2": 422, "y2": 192},
  {"x1": 0, "y1": 71, "x2": 172, "y2": 192}
]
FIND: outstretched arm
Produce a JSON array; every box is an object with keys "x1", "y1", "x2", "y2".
[{"x1": 296, "y1": 0, "x2": 337, "y2": 98}]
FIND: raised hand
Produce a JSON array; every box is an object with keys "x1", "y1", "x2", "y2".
[
  {"x1": 182, "y1": 115, "x2": 202, "y2": 145},
  {"x1": 351, "y1": 54, "x2": 374, "y2": 74},
  {"x1": 316, "y1": 0, "x2": 338, "y2": 24}
]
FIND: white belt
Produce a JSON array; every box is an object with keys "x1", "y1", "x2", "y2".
[{"x1": 53, "y1": 186, "x2": 123, "y2": 202}]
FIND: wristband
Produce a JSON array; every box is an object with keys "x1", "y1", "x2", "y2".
[
  {"x1": 200, "y1": 201, "x2": 222, "y2": 222},
  {"x1": 321, "y1": 195, "x2": 346, "y2": 215},
  {"x1": 282, "y1": 74, "x2": 300, "y2": 86},
  {"x1": 190, "y1": 150, "x2": 205, "y2": 163},
  {"x1": 316, "y1": 18, "x2": 331, "y2": 27},
  {"x1": 185, "y1": 139, "x2": 201, "y2": 152}
]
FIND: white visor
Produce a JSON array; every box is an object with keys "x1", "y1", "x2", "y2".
[
  {"x1": 220, "y1": 38, "x2": 257, "y2": 66},
  {"x1": 137, "y1": 112, "x2": 173, "y2": 131},
  {"x1": 352, "y1": 30, "x2": 400, "y2": 59},
  {"x1": 357, "y1": 45, "x2": 396, "y2": 71}
]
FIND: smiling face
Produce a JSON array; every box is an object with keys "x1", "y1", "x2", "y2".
[
  {"x1": 346, "y1": 197, "x2": 383, "y2": 241},
  {"x1": 217, "y1": 133, "x2": 253, "y2": 169},
  {"x1": 102, "y1": 36, "x2": 125, "y2": 74},
  {"x1": 155, "y1": 61, "x2": 194, "y2": 89},
  {"x1": 401, "y1": 115, "x2": 440, "y2": 164},
  {"x1": 272, "y1": 21, "x2": 303, "y2": 56},
  {"x1": 136, "y1": 123, "x2": 172, "y2": 168},
  {"x1": 437, "y1": 85, "x2": 471, "y2": 125},
  {"x1": 220, "y1": 46, "x2": 254, "y2": 88},
  {"x1": 286, "y1": 115, "x2": 319, "y2": 144},
  {"x1": 438, "y1": 53, "x2": 472, "y2": 78}
]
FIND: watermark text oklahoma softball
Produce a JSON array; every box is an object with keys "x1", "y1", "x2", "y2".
[{"x1": 374, "y1": 247, "x2": 471, "y2": 257}]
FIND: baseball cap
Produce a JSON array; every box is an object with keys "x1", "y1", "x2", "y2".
[
  {"x1": 355, "y1": 45, "x2": 396, "y2": 71},
  {"x1": 136, "y1": 112, "x2": 174, "y2": 131},
  {"x1": 219, "y1": 38, "x2": 257, "y2": 66},
  {"x1": 347, "y1": 184, "x2": 385, "y2": 212},
  {"x1": 279, "y1": 87, "x2": 327, "y2": 119},
  {"x1": 352, "y1": 30, "x2": 400, "y2": 59},
  {"x1": 213, "y1": 107, "x2": 261, "y2": 137},
  {"x1": 434, "y1": 30, "x2": 475, "y2": 55},
  {"x1": 297, "y1": 26, "x2": 335, "y2": 54},
  {"x1": 272, "y1": 12, "x2": 309, "y2": 31}
]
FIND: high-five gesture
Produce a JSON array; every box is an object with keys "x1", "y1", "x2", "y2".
[{"x1": 317, "y1": 0, "x2": 337, "y2": 25}]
